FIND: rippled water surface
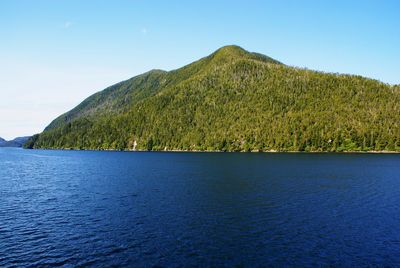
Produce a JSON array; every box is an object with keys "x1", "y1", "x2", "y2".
[{"x1": 1, "y1": 148, "x2": 400, "y2": 267}]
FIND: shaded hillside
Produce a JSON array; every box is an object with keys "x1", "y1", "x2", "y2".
[
  {"x1": 26, "y1": 46, "x2": 400, "y2": 152},
  {"x1": 1, "y1": 136, "x2": 31, "y2": 147}
]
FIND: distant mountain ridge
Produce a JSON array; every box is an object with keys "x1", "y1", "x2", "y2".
[
  {"x1": 0, "y1": 136, "x2": 31, "y2": 147},
  {"x1": 26, "y1": 45, "x2": 400, "y2": 152}
]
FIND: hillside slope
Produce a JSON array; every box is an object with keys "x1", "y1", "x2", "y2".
[
  {"x1": 26, "y1": 46, "x2": 400, "y2": 152},
  {"x1": 1, "y1": 136, "x2": 31, "y2": 147}
]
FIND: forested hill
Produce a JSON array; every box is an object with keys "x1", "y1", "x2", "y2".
[
  {"x1": 25, "y1": 45, "x2": 400, "y2": 152},
  {"x1": 1, "y1": 136, "x2": 31, "y2": 147}
]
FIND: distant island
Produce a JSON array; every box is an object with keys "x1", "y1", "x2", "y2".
[
  {"x1": 1, "y1": 136, "x2": 31, "y2": 148},
  {"x1": 25, "y1": 45, "x2": 400, "y2": 152}
]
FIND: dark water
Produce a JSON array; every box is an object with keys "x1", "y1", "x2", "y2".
[{"x1": 1, "y1": 148, "x2": 400, "y2": 267}]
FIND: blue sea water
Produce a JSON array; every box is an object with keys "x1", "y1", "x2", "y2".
[{"x1": 0, "y1": 148, "x2": 399, "y2": 267}]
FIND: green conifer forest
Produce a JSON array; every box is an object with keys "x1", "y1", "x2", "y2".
[{"x1": 25, "y1": 46, "x2": 400, "y2": 152}]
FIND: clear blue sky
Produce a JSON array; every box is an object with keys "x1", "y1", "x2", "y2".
[{"x1": 1, "y1": 0, "x2": 399, "y2": 139}]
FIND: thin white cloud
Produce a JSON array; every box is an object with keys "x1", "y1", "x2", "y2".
[
  {"x1": 64, "y1": 21, "x2": 73, "y2": 29},
  {"x1": 141, "y1": 28, "x2": 148, "y2": 35}
]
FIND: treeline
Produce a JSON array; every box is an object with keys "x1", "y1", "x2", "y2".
[{"x1": 26, "y1": 46, "x2": 400, "y2": 152}]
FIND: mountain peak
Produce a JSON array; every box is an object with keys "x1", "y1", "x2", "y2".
[
  {"x1": 210, "y1": 45, "x2": 281, "y2": 65},
  {"x1": 214, "y1": 45, "x2": 247, "y2": 54},
  {"x1": 211, "y1": 45, "x2": 249, "y2": 60},
  {"x1": 26, "y1": 46, "x2": 399, "y2": 152}
]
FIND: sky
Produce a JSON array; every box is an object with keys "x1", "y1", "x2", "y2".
[{"x1": 0, "y1": 0, "x2": 399, "y2": 140}]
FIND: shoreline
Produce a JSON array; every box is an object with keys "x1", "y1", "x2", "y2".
[{"x1": 25, "y1": 148, "x2": 400, "y2": 154}]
